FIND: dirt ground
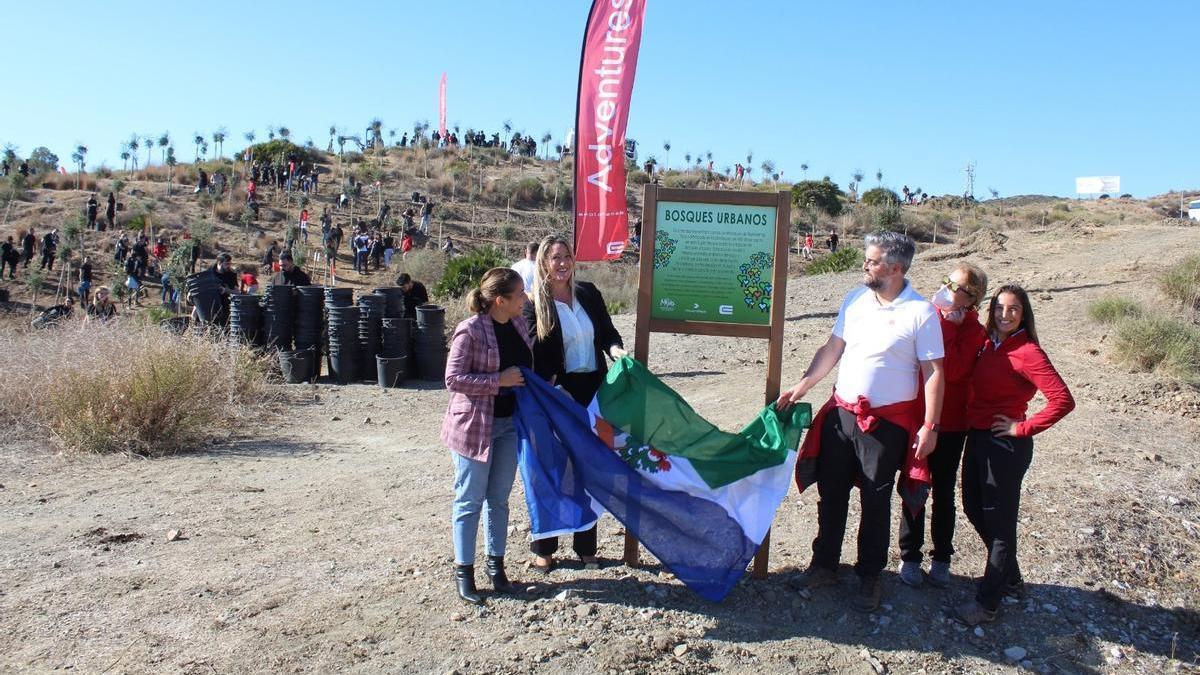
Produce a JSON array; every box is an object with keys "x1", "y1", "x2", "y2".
[{"x1": 2, "y1": 221, "x2": 1199, "y2": 674}]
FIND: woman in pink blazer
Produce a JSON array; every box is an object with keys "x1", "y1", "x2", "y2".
[{"x1": 441, "y1": 268, "x2": 532, "y2": 604}]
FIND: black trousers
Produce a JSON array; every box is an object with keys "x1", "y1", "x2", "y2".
[
  {"x1": 899, "y1": 431, "x2": 967, "y2": 563},
  {"x1": 961, "y1": 429, "x2": 1033, "y2": 611},
  {"x1": 530, "y1": 369, "x2": 604, "y2": 559},
  {"x1": 811, "y1": 408, "x2": 907, "y2": 578}
]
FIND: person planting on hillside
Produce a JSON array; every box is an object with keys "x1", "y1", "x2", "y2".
[
  {"x1": 803, "y1": 232, "x2": 815, "y2": 261},
  {"x1": 826, "y1": 230, "x2": 839, "y2": 253},
  {"x1": 195, "y1": 168, "x2": 209, "y2": 195},
  {"x1": 777, "y1": 231, "x2": 945, "y2": 613},
  {"x1": 442, "y1": 267, "x2": 532, "y2": 605},
  {"x1": 114, "y1": 233, "x2": 129, "y2": 264},
  {"x1": 442, "y1": 237, "x2": 458, "y2": 258},
  {"x1": 395, "y1": 273, "x2": 429, "y2": 318},
  {"x1": 123, "y1": 254, "x2": 141, "y2": 307},
  {"x1": 897, "y1": 263, "x2": 989, "y2": 589},
  {"x1": 131, "y1": 236, "x2": 150, "y2": 280},
  {"x1": 246, "y1": 178, "x2": 257, "y2": 203},
  {"x1": 85, "y1": 193, "x2": 99, "y2": 230},
  {"x1": 0, "y1": 236, "x2": 17, "y2": 279},
  {"x1": 77, "y1": 257, "x2": 94, "y2": 307},
  {"x1": 320, "y1": 207, "x2": 333, "y2": 245},
  {"x1": 262, "y1": 241, "x2": 277, "y2": 273},
  {"x1": 353, "y1": 231, "x2": 370, "y2": 274},
  {"x1": 105, "y1": 192, "x2": 115, "y2": 231},
  {"x1": 399, "y1": 231, "x2": 413, "y2": 262},
  {"x1": 39, "y1": 229, "x2": 58, "y2": 271},
  {"x1": 421, "y1": 201, "x2": 435, "y2": 235},
  {"x1": 85, "y1": 286, "x2": 117, "y2": 324},
  {"x1": 299, "y1": 208, "x2": 310, "y2": 243},
  {"x1": 240, "y1": 267, "x2": 259, "y2": 294},
  {"x1": 271, "y1": 250, "x2": 311, "y2": 286},
  {"x1": 382, "y1": 232, "x2": 395, "y2": 270},
  {"x1": 369, "y1": 233, "x2": 384, "y2": 271},
  {"x1": 211, "y1": 253, "x2": 238, "y2": 293},
  {"x1": 21, "y1": 229, "x2": 36, "y2": 268},
  {"x1": 954, "y1": 285, "x2": 1074, "y2": 626}
]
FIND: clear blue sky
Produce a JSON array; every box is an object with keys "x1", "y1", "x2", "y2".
[{"x1": 2, "y1": 0, "x2": 1196, "y2": 197}]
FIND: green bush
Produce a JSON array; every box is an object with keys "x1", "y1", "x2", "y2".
[
  {"x1": 511, "y1": 177, "x2": 545, "y2": 208},
  {"x1": 434, "y1": 246, "x2": 509, "y2": 298},
  {"x1": 662, "y1": 173, "x2": 701, "y2": 189},
  {"x1": 861, "y1": 187, "x2": 901, "y2": 206},
  {"x1": 628, "y1": 170, "x2": 650, "y2": 185},
  {"x1": 790, "y1": 179, "x2": 844, "y2": 217},
  {"x1": 872, "y1": 201, "x2": 903, "y2": 229},
  {"x1": 248, "y1": 139, "x2": 321, "y2": 166},
  {"x1": 806, "y1": 246, "x2": 861, "y2": 276},
  {"x1": 1158, "y1": 255, "x2": 1200, "y2": 308},
  {"x1": 1113, "y1": 314, "x2": 1200, "y2": 383},
  {"x1": 1087, "y1": 296, "x2": 1142, "y2": 324},
  {"x1": 1052, "y1": 202, "x2": 1070, "y2": 212}
]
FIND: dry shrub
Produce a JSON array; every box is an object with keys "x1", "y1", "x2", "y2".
[
  {"x1": 0, "y1": 322, "x2": 269, "y2": 455},
  {"x1": 576, "y1": 261, "x2": 638, "y2": 315},
  {"x1": 213, "y1": 201, "x2": 237, "y2": 222},
  {"x1": 1112, "y1": 314, "x2": 1200, "y2": 384},
  {"x1": 1158, "y1": 254, "x2": 1200, "y2": 310},
  {"x1": 398, "y1": 248, "x2": 446, "y2": 292}
]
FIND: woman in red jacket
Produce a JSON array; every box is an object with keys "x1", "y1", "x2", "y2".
[
  {"x1": 898, "y1": 263, "x2": 988, "y2": 588},
  {"x1": 955, "y1": 284, "x2": 1075, "y2": 625}
]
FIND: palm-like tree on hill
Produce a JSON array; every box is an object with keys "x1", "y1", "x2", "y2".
[
  {"x1": 128, "y1": 135, "x2": 140, "y2": 171},
  {"x1": 541, "y1": 131, "x2": 552, "y2": 160},
  {"x1": 801, "y1": 162, "x2": 809, "y2": 178},
  {"x1": 213, "y1": 127, "x2": 227, "y2": 160},
  {"x1": 369, "y1": 119, "x2": 383, "y2": 149},
  {"x1": 267, "y1": 126, "x2": 276, "y2": 141},
  {"x1": 278, "y1": 127, "x2": 291, "y2": 141},
  {"x1": 193, "y1": 134, "x2": 204, "y2": 162},
  {"x1": 662, "y1": 140, "x2": 670, "y2": 170},
  {"x1": 761, "y1": 160, "x2": 776, "y2": 186},
  {"x1": 119, "y1": 144, "x2": 130, "y2": 172},
  {"x1": 158, "y1": 132, "x2": 171, "y2": 165},
  {"x1": 876, "y1": 169, "x2": 883, "y2": 186},
  {"x1": 328, "y1": 125, "x2": 337, "y2": 152},
  {"x1": 143, "y1": 135, "x2": 154, "y2": 168},
  {"x1": 71, "y1": 145, "x2": 87, "y2": 189},
  {"x1": 684, "y1": 152, "x2": 692, "y2": 171}
]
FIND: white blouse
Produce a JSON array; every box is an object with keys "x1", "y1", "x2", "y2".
[{"x1": 555, "y1": 297, "x2": 597, "y2": 373}]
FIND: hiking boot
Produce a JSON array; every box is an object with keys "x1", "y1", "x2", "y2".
[
  {"x1": 955, "y1": 599, "x2": 997, "y2": 626},
  {"x1": 1004, "y1": 578, "x2": 1027, "y2": 600},
  {"x1": 898, "y1": 561, "x2": 924, "y2": 588},
  {"x1": 486, "y1": 555, "x2": 512, "y2": 594},
  {"x1": 927, "y1": 560, "x2": 951, "y2": 588},
  {"x1": 799, "y1": 563, "x2": 839, "y2": 589},
  {"x1": 454, "y1": 564, "x2": 484, "y2": 605},
  {"x1": 853, "y1": 575, "x2": 882, "y2": 612}
]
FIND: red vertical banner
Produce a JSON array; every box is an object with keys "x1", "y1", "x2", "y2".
[
  {"x1": 573, "y1": 0, "x2": 648, "y2": 261},
  {"x1": 439, "y1": 73, "x2": 447, "y2": 141}
]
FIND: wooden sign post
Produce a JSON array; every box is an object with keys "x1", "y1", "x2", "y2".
[{"x1": 626, "y1": 184, "x2": 790, "y2": 580}]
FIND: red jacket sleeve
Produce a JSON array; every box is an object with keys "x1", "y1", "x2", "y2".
[{"x1": 1014, "y1": 343, "x2": 1075, "y2": 437}]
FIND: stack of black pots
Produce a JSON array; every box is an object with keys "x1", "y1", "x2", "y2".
[
  {"x1": 324, "y1": 287, "x2": 354, "y2": 309},
  {"x1": 293, "y1": 286, "x2": 325, "y2": 352},
  {"x1": 326, "y1": 304, "x2": 362, "y2": 384},
  {"x1": 357, "y1": 294, "x2": 386, "y2": 382},
  {"x1": 229, "y1": 294, "x2": 263, "y2": 345},
  {"x1": 414, "y1": 304, "x2": 448, "y2": 382},
  {"x1": 262, "y1": 285, "x2": 295, "y2": 350},
  {"x1": 372, "y1": 287, "x2": 407, "y2": 320},
  {"x1": 378, "y1": 316, "x2": 412, "y2": 387},
  {"x1": 186, "y1": 271, "x2": 225, "y2": 324}
]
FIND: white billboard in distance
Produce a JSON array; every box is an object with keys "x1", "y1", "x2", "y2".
[{"x1": 1075, "y1": 176, "x2": 1121, "y2": 194}]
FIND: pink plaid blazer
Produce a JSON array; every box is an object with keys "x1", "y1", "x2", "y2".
[{"x1": 441, "y1": 312, "x2": 533, "y2": 461}]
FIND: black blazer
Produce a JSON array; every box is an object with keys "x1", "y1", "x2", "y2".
[{"x1": 523, "y1": 281, "x2": 623, "y2": 384}]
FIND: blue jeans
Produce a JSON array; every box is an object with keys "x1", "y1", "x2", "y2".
[{"x1": 451, "y1": 416, "x2": 518, "y2": 565}]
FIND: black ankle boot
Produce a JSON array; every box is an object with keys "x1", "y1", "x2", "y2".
[
  {"x1": 486, "y1": 555, "x2": 512, "y2": 593},
  {"x1": 455, "y1": 564, "x2": 484, "y2": 605}
]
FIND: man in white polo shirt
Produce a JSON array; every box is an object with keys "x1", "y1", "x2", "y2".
[
  {"x1": 777, "y1": 231, "x2": 945, "y2": 612},
  {"x1": 511, "y1": 242, "x2": 538, "y2": 295}
]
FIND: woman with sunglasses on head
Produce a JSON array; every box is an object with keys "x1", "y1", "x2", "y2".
[
  {"x1": 955, "y1": 284, "x2": 1074, "y2": 625},
  {"x1": 442, "y1": 268, "x2": 532, "y2": 605},
  {"x1": 524, "y1": 235, "x2": 625, "y2": 574},
  {"x1": 897, "y1": 263, "x2": 989, "y2": 588}
]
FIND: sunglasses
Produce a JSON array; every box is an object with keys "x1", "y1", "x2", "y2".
[{"x1": 943, "y1": 275, "x2": 975, "y2": 298}]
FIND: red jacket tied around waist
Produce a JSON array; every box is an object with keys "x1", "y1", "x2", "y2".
[
  {"x1": 795, "y1": 391, "x2": 931, "y2": 515},
  {"x1": 966, "y1": 330, "x2": 1074, "y2": 436}
]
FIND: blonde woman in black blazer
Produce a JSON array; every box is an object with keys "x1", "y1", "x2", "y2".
[{"x1": 523, "y1": 235, "x2": 624, "y2": 573}]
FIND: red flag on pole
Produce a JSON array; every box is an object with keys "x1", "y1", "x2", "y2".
[
  {"x1": 573, "y1": 0, "x2": 648, "y2": 261},
  {"x1": 439, "y1": 73, "x2": 448, "y2": 141}
]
